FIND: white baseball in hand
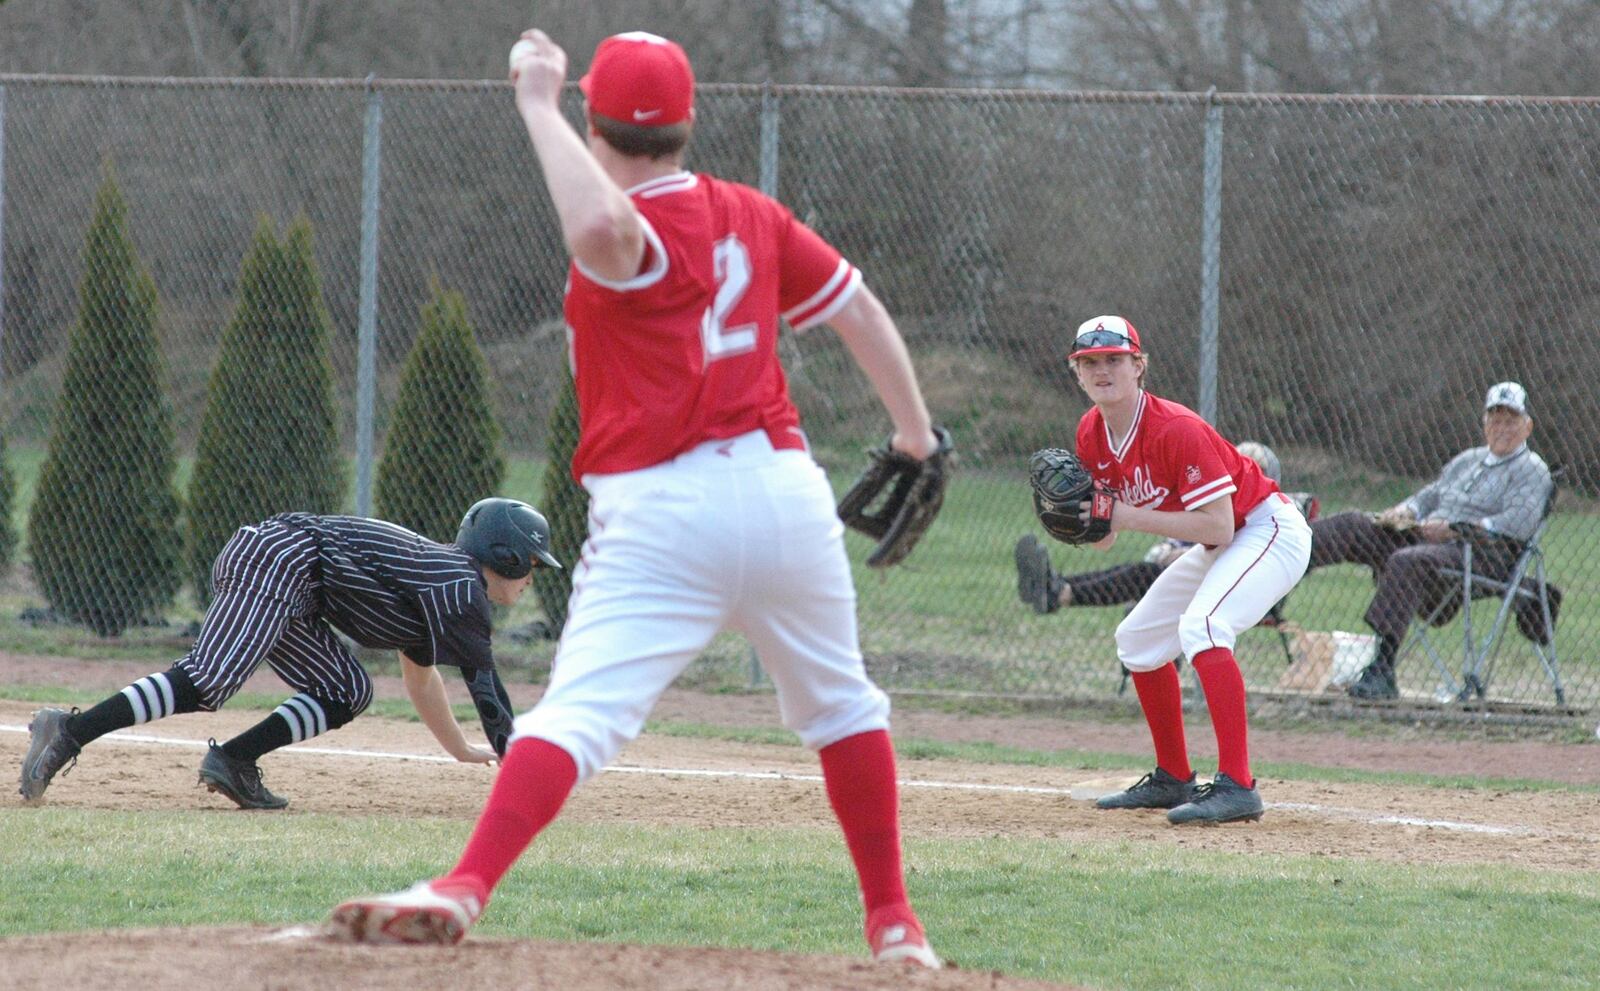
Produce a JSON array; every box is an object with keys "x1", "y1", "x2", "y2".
[{"x1": 509, "y1": 39, "x2": 539, "y2": 71}]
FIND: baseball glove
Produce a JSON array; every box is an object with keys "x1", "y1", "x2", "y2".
[
  {"x1": 838, "y1": 427, "x2": 954, "y2": 568},
  {"x1": 1029, "y1": 448, "x2": 1115, "y2": 545}
]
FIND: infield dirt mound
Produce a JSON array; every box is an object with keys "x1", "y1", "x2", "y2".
[{"x1": 1, "y1": 926, "x2": 1090, "y2": 991}]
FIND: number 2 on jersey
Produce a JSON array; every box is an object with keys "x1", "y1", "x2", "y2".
[{"x1": 702, "y1": 235, "x2": 758, "y2": 363}]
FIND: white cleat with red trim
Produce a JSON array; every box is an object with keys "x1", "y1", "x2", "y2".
[
  {"x1": 868, "y1": 907, "x2": 941, "y2": 969},
  {"x1": 328, "y1": 880, "x2": 484, "y2": 945}
]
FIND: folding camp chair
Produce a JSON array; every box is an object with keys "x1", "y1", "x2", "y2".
[{"x1": 1400, "y1": 476, "x2": 1564, "y2": 704}]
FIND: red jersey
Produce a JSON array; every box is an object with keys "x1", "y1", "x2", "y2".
[
  {"x1": 1075, "y1": 392, "x2": 1280, "y2": 532},
  {"x1": 564, "y1": 172, "x2": 861, "y2": 479}
]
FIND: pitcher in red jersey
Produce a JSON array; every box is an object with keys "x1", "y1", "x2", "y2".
[
  {"x1": 329, "y1": 29, "x2": 941, "y2": 968},
  {"x1": 1068, "y1": 316, "x2": 1311, "y2": 824}
]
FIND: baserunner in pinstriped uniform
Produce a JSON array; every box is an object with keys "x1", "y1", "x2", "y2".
[{"x1": 18, "y1": 498, "x2": 561, "y2": 810}]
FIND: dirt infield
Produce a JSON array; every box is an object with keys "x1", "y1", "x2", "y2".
[
  {"x1": 3, "y1": 926, "x2": 1086, "y2": 991},
  {"x1": 4, "y1": 653, "x2": 1599, "y2": 989}
]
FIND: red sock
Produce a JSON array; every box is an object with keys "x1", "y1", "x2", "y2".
[
  {"x1": 440, "y1": 737, "x2": 578, "y2": 900},
  {"x1": 1190, "y1": 647, "x2": 1252, "y2": 787},
  {"x1": 1130, "y1": 663, "x2": 1192, "y2": 780},
  {"x1": 819, "y1": 730, "x2": 910, "y2": 918}
]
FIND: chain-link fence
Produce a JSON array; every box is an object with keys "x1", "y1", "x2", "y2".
[{"x1": 2, "y1": 76, "x2": 1597, "y2": 717}]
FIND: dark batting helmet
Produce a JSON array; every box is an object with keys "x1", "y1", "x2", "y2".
[{"x1": 456, "y1": 498, "x2": 563, "y2": 579}]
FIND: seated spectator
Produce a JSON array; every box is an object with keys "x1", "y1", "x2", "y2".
[
  {"x1": 1307, "y1": 381, "x2": 1554, "y2": 700},
  {"x1": 1015, "y1": 441, "x2": 1315, "y2": 614}
]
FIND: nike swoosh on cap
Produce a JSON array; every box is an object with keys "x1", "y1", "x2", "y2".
[{"x1": 633, "y1": 108, "x2": 663, "y2": 121}]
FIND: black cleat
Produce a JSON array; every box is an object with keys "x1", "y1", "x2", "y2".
[
  {"x1": 199, "y1": 740, "x2": 289, "y2": 810},
  {"x1": 1014, "y1": 535, "x2": 1062, "y2": 614},
  {"x1": 19, "y1": 708, "x2": 82, "y2": 801},
  {"x1": 1346, "y1": 663, "x2": 1399, "y2": 701},
  {"x1": 1096, "y1": 767, "x2": 1198, "y2": 810},
  {"x1": 1167, "y1": 772, "x2": 1264, "y2": 825}
]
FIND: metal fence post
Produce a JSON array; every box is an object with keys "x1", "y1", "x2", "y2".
[
  {"x1": 1198, "y1": 91, "x2": 1224, "y2": 425},
  {"x1": 355, "y1": 78, "x2": 383, "y2": 516},
  {"x1": 759, "y1": 81, "x2": 780, "y2": 197},
  {"x1": 0, "y1": 85, "x2": 8, "y2": 383}
]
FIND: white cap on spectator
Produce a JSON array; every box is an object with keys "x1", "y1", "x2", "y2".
[{"x1": 1484, "y1": 381, "x2": 1528, "y2": 416}]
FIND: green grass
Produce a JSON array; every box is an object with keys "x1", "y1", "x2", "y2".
[
  {"x1": 4, "y1": 442, "x2": 1597, "y2": 990},
  {"x1": 0, "y1": 445, "x2": 562, "y2": 669},
  {"x1": 2, "y1": 809, "x2": 1597, "y2": 990},
  {"x1": 5, "y1": 444, "x2": 1599, "y2": 706}
]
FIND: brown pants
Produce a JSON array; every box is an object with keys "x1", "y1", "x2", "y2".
[{"x1": 1307, "y1": 512, "x2": 1554, "y2": 646}]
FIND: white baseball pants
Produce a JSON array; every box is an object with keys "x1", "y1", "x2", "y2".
[
  {"x1": 1116, "y1": 493, "x2": 1312, "y2": 672},
  {"x1": 511, "y1": 429, "x2": 890, "y2": 782}
]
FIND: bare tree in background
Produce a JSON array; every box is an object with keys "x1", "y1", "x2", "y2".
[
  {"x1": 1065, "y1": 0, "x2": 1600, "y2": 95},
  {"x1": 1, "y1": 0, "x2": 1597, "y2": 92}
]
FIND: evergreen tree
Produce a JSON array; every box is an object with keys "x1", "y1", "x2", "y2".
[
  {"x1": 28, "y1": 169, "x2": 182, "y2": 635},
  {"x1": 375, "y1": 283, "x2": 505, "y2": 542},
  {"x1": 0, "y1": 432, "x2": 17, "y2": 574},
  {"x1": 187, "y1": 216, "x2": 343, "y2": 600},
  {"x1": 533, "y1": 374, "x2": 588, "y2": 632}
]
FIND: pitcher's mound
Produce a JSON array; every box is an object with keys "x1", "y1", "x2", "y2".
[{"x1": 3, "y1": 926, "x2": 1091, "y2": 991}]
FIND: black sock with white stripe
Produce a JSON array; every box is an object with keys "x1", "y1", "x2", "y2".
[
  {"x1": 66, "y1": 667, "x2": 201, "y2": 746},
  {"x1": 221, "y1": 694, "x2": 350, "y2": 763}
]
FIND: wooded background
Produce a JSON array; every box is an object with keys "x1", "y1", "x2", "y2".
[{"x1": 3, "y1": 1, "x2": 1598, "y2": 96}]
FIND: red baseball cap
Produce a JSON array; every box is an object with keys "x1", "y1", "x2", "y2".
[
  {"x1": 579, "y1": 32, "x2": 695, "y2": 127},
  {"x1": 1068, "y1": 315, "x2": 1143, "y2": 360}
]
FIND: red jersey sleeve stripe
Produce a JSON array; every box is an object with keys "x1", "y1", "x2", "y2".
[
  {"x1": 1182, "y1": 476, "x2": 1237, "y2": 508},
  {"x1": 573, "y1": 215, "x2": 669, "y2": 292},
  {"x1": 783, "y1": 261, "x2": 862, "y2": 330}
]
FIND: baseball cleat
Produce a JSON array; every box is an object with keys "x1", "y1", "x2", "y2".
[
  {"x1": 19, "y1": 707, "x2": 82, "y2": 801},
  {"x1": 1095, "y1": 767, "x2": 1197, "y2": 810},
  {"x1": 867, "y1": 905, "x2": 940, "y2": 969},
  {"x1": 1346, "y1": 663, "x2": 1399, "y2": 701},
  {"x1": 328, "y1": 880, "x2": 485, "y2": 945},
  {"x1": 1013, "y1": 534, "x2": 1061, "y2": 614},
  {"x1": 1166, "y1": 772, "x2": 1264, "y2": 825},
  {"x1": 198, "y1": 740, "x2": 289, "y2": 810}
]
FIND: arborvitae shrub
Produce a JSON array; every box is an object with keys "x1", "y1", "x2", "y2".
[
  {"x1": 0, "y1": 432, "x2": 18, "y2": 575},
  {"x1": 186, "y1": 216, "x2": 343, "y2": 601},
  {"x1": 28, "y1": 169, "x2": 182, "y2": 636},
  {"x1": 375, "y1": 283, "x2": 505, "y2": 541},
  {"x1": 533, "y1": 373, "x2": 588, "y2": 632}
]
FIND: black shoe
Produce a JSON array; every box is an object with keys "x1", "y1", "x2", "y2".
[
  {"x1": 1096, "y1": 767, "x2": 1198, "y2": 810},
  {"x1": 1014, "y1": 535, "x2": 1062, "y2": 614},
  {"x1": 199, "y1": 740, "x2": 288, "y2": 810},
  {"x1": 1167, "y1": 772, "x2": 1264, "y2": 825},
  {"x1": 1456, "y1": 672, "x2": 1487, "y2": 702},
  {"x1": 1346, "y1": 663, "x2": 1399, "y2": 700},
  {"x1": 18, "y1": 707, "x2": 82, "y2": 801}
]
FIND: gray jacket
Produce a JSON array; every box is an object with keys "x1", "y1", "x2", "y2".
[{"x1": 1404, "y1": 444, "x2": 1552, "y2": 542}]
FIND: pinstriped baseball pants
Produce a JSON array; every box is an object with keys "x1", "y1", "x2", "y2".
[{"x1": 174, "y1": 520, "x2": 373, "y2": 715}]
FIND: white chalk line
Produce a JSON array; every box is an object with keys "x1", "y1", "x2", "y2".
[{"x1": 0, "y1": 722, "x2": 1542, "y2": 837}]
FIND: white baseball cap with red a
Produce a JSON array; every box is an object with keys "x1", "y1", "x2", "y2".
[
  {"x1": 1068, "y1": 315, "x2": 1143, "y2": 360},
  {"x1": 579, "y1": 32, "x2": 695, "y2": 127}
]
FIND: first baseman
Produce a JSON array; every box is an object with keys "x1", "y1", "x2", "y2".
[
  {"x1": 1068, "y1": 316, "x2": 1311, "y2": 824},
  {"x1": 329, "y1": 29, "x2": 941, "y2": 968},
  {"x1": 19, "y1": 499, "x2": 560, "y2": 809}
]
